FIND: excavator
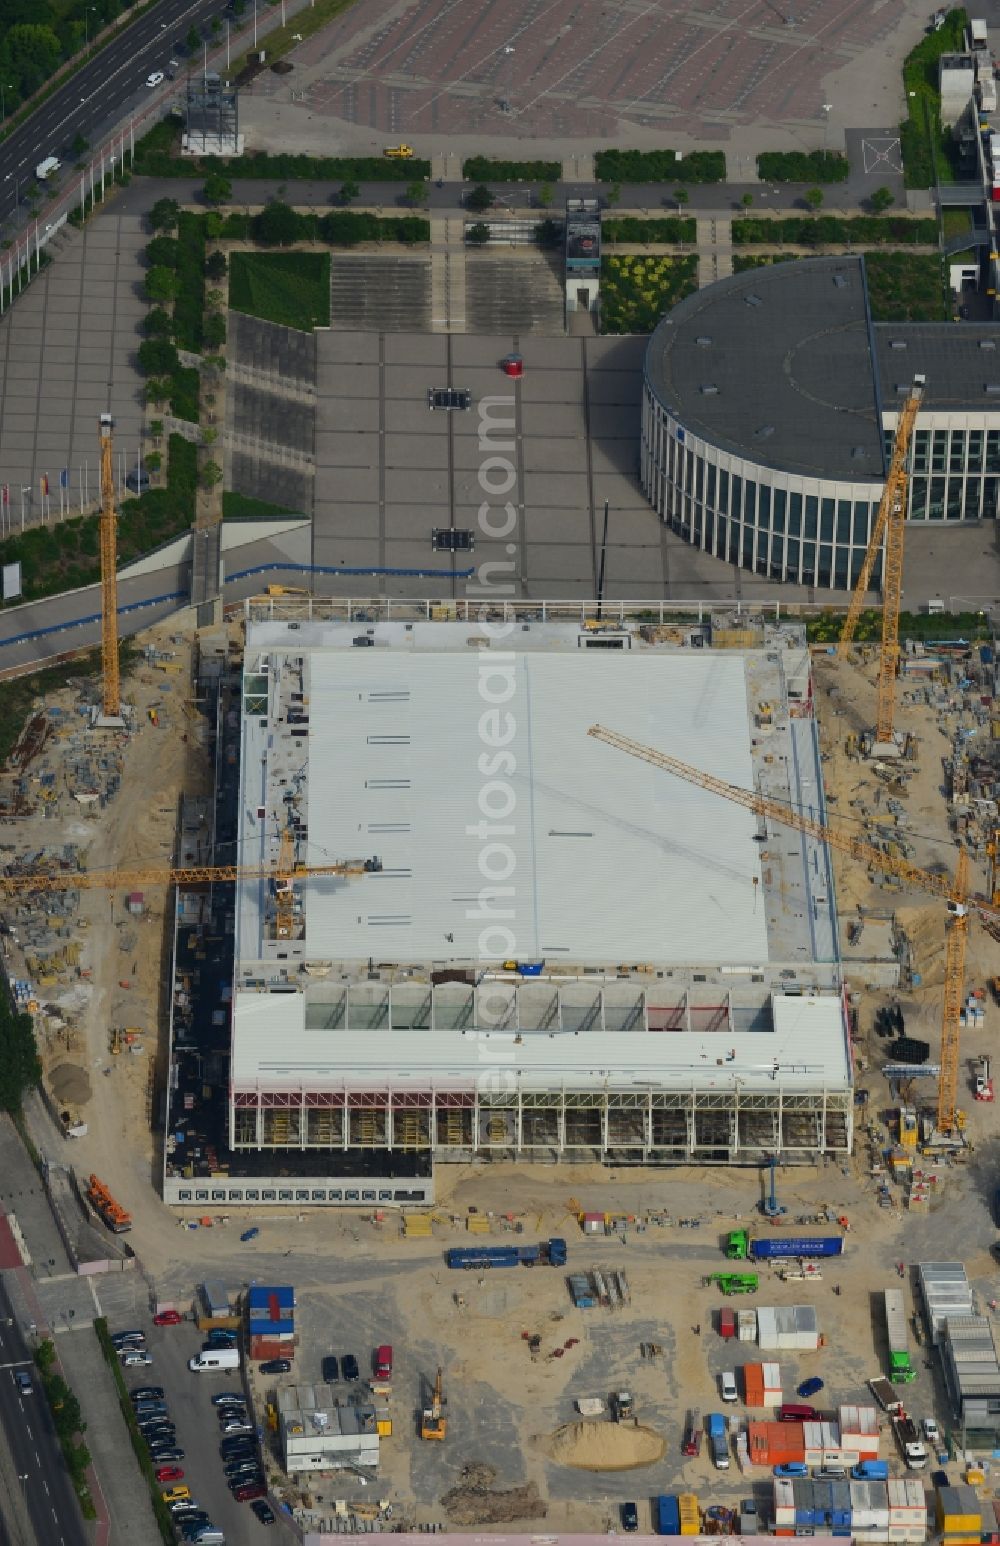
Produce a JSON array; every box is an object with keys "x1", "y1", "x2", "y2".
[{"x1": 420, "y1": 1367, "x2": 446, "y2": 1441}]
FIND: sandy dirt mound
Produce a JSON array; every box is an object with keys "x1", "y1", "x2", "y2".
[
  {"x1": 544, "y1": 1420, "x2": 665, "y2": 1470},
  {"x1": 442, "y1": 1463, "x2": 545, "y2": 1525},
  {"x1": 49, "y1": 1063, "x2": 91, "y2": 1104}
]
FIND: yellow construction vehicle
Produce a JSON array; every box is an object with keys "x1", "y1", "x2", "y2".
[
  {"x1": 383, "y1": 144, "x2": 413, "y2": 159},
  {"x1": 420, "y1": 1367, "x2": 446, "y2": 1441},
  {"x1": 835, "y1": 377, "x2": 924, "y2": 753},
  {"x1": 587, "y1": 724, "x2": 985, "y2": 1140},
  {"x1": 110, "y1": 1026, "x2": 122, "y2": 1055},
  {"x1": 264, "y1": 584, "x2": 310, "y2": 597}
]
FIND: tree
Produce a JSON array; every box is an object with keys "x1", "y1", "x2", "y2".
[
  {"x1": 143, "y1": 378, "x2": 171, "y2": 406},
  {"x1": 203, "y1": 313, "x2": 226, "y2": 348},
  {"x1": 804, "y1": 186, "x2": 824, "y2": 211},
  {"x1": 466, "y1": 183, "x2": 493, "y2": 212},
  {"x1": 185, "y1": 23, "x2": 201, "y2": 52},
  {"x1": 210, "y1": 14, "x2": 222, "y2": 33},
  {"x1": 534, "y1": 218, "x2": 560, "y2": 247},
  {"x1": 200, "y1": 459, "x2": 221, "y2": 490},
  {"x1": 204, "y1": 212, "x2": 224, "y2": 240},
  {"x1": 149, "y1": 197, "x2": 180, "y2": 233},
  {"x1": 202, "y1": 172, "x2": 232, "y2": 206},
  {"x1": 46, "y1": 1376, "x2": 84, "y2": 1441},
  {"x1": 405, "y1": 180, "x2": 425, "y2": 207},
  {"x1": 145, "y1": 235, "x2": 180, "y2": 268},
  {"x1": 148, "y1": 419, "x2": 164, "y2": 439},
  {"x1": 145, "y1": 265, "x2": 179, "y2": 302},
  {"x1": 5, "y1": 24, "x2": 61, "y2": 97},
  {"x1": 0, "y1": 1002, "x2": 40, "y2": 1114},
  {"x1": 142, "y1": 307, "x2": 174, "y2": 338},
  {"x1": 144, "y1": 450, "x2": 162, "y2": 473},
  {"x1": 205, "y1": 250, "x2": 227, "y2": 280},
  {"x1": 869, "y1": 185, "x2": 895, "y2": 214},
  {"x1": 605, "y1": 182, "x2": 621, "y2": 208},
  {"x1": 252, "y1": 200, "x2": 304, "y2": 245},
  {"x1": 339, "y1": 178, "x2": 359, "y2": 206},
  {"x1": 138, "y1": 338, "x2": 179, "y2": 375},
  {"x1": 673, "y1": 187, "x2": 689, "y2": 206},
  {"x1": 466, "y1": 222, "x2": 490, "y2": 245},
  {"x1": 537, "y1": 182, "x2": 554, "y2": 209},
  {"x1": 71, "y1": 132, "x2": 89, "y2": 156}
]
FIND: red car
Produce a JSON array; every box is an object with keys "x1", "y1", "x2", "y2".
[
  {"x1": 154, "y1": 1466, "x2": 184, "y2": 1483},
  {"x1": 235, "y1": 1482, "x2": 267, "y2": 1502},
  {"x1": 153, "y1": 1310, "x2": 183, "y2": 1326}
]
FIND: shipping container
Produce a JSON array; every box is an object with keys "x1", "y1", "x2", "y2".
[
  {"x1": 720, "y1": 1308, "x2": 736, "y2": 1339},
  {"x1": 678, "y1": 1493, "x2": 700, "y2": 1536},
  {"x1": 738, "y1": 1308, "x2": 758, "y2": 1341},
  {"x1": 744, "y1": 1363, "x2": 765, "y2": 1407},
  {"x1": 656, "y1": 1495, "x2": 680, "y2": 1535},
  {"x1": 751, "y1": 1237, "x2": 845, "y2": 1260}
]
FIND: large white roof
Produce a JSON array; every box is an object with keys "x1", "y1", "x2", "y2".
[{"x1": 278, "y1": 649, "x2": 768, "y2": 966}]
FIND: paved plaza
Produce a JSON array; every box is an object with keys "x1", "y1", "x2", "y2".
[{"x1": 0, "y1": 214, "x2": 145, "y2": 527}]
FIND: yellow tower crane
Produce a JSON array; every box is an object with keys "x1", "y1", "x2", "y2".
[
  {"x1": 835, "y1": 376, "x2": 924, "y2": 753},
  {"x1": 587, "y1": 724, "x2": 988, "y2": 1139},
  {"x1": 98, "y1": 412, "x2": 121, "y2": 720}
]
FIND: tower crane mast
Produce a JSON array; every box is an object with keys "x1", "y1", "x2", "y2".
[
  {"x1": 98, "y1": 412, "x2": 121, "y2": 719},
  {"x1": 835, "y1": 376, "x2": 924, "y2": 751},
  {"x1": 587, "y1": 724, "x2": 986, "y2": 1137}
]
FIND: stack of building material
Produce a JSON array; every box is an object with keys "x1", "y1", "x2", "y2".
[
  {"x1": 757, "y1": 1304, "x2": 820, "y2": 1350},
  {"x1": 937, "y1": 1484, "x2": 982, "y2": 1546},
  {"x1": 888, "y1": 1478, "x2": 928, "y2": 1543},
  {"x1": 738, "y1": 1309, "x2": 758, "y2": 1341},
  {"x1": 839, "y1": 1405, "x2": 880, "y2": 1459},
  {"x1": 248, "y1": 1283, "x2": 295, "y2": 1360}
]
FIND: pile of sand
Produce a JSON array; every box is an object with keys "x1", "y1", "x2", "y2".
[
  {"x1": 49, "y1": 1062, "x2": 91, "y2": 1104},
  {"x1": 544, "y1": 1420, "x2": 665, "y2": 1471}
]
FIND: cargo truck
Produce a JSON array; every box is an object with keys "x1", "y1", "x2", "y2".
[
  {"x1": 706, "y1": 1412, "x2": 730, "y2": 1470},
  {"x1": 892, "y1": 1412, "x2": 928, "y2": 1469},
  {"x1": 447, "y1": 1239, "x2": 566, "y2": 1270},
  {"x1": 749, "y1": 1236, "x2": 844, "y2": 1260},
  {"x1": 868, "y1": 1375, "x2": 903, "y2": 1415},
  {"x1": 884, "y1": 1288, "x2": 915, "y2": 1383}
]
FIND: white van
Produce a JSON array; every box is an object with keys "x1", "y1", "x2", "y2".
[
  {"x1": 188, "y1": 1348, "x2": 240, "y2": 1372},
  {"x1": 35, "y1": 157, "x2": 60, "y2": 181}
]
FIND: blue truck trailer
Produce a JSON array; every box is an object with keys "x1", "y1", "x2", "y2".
[
  {"x1": 655, "y1": 1496, "x2": 680, "y2": 1535},
  {"x1": 750, "y1": 1236, "x2": 844, "y2": 1260},
  {"x1": 447, "y1": 1238, "x2": 567, "y2": 1270}
]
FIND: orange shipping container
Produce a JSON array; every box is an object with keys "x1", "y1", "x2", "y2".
[
  {"x1": 744, "y1": 1364, "x2": 765, "y2": 1408},
  {"x1": 748, "y1": 1420, "x2": 805, "y2": 1465}
]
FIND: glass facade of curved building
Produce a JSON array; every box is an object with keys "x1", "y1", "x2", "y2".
[{"x1": 640, "y1": 257, "x2": 1000, "y2": 590}]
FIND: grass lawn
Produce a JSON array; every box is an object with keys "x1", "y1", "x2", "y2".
[
  {"x1": 864, "y1": 251, "x2": 948, "y2": 321},
  {"x1": 228, "y1": 251, "x2": 331, "y2": 330},
  {"x1": 222, "y1": 491, "x2": 301, "y2": 519}
]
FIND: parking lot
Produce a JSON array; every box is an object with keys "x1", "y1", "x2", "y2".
[{"x1": 113, "y1": 1318, "x2": 288, "y2": 1543}]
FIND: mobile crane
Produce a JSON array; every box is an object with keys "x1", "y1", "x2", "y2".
[
  {"x1": 420, "y1": 1367, "x2": 446, "y2": 1441},
  {"x1": 834, "y1": 377, "x2": 924, "y2": 754},
  {"x1": 586, "y1": 723, "x2": 988, "y2": 1139}
]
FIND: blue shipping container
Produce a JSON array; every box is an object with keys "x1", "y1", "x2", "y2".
[
  {"x1": 750, "y1": 1236, "x2": 844, "y2": 1259},
  {"x1": 656, "y1": 1496, "x2": 680, "y2": 1535}
]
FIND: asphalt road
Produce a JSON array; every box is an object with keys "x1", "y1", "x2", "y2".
[
  {"x1": 0, "y1": 1279, "x2": 87, "y2": 1546},
  {"x1": 0, "y1": 0, "x2": 238, "y2": 227}
]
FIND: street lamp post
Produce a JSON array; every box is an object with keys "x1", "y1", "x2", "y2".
[
  {"x1": 0, "y1": 85, "x2": 14, "y2": 126},
  {"x1": 83, "y1": 5, "x2": 96, "y2": 49}
]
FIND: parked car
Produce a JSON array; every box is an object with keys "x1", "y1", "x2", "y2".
[
  {"x1": 153, "y1": 1310, "x2": 182, "y2": 1326},
  {"x1": 923, "y1": 1417, "x2": 941, "y2": 1443},
  {"x1": 14, "y1": 1371, "x2": 32, "y2": 1394},
  {"x1": 220, "y1": 1439, "x2": 255, "y2": 1457},
  {"x1": 229, "y1": 1472, "x2": 264, "y2": 1492},
  {"x1": 774, "y1": 1463, "x2": 809, "y2": 1479},
  {"x1": 235, "y1": 1481, "x2": 267, "y2": 1502},
  {"x1": 321, "y1": 1355, "x2": 339, "y2": 1383},
  {"x1": 148, "y1": 1446, "x2": 185, "y2": 1462},
  {"x1": 225, "y1": 1463, "x2": 262, "y2": 1482},
  {"x1": 621, "y1": 1502, "x2": 639, "y2": 1533},
  {"x1": 778, "y1": 1403, "x2": 819, "y2": 1422},
  {"x1": 111, "y1": 1331, "x2": 146, "y2": 1347},
  {"x1": 720, "y1": 1371, "x2": 738, "y2": 1403},
  {"x1": 251, "y1": 1500, "x2": 276, "y2": 1525},
  {"x1": 205, "y1": 1330, "x2": 237, "y2": 1347},
  {"x1": 162, "y1": 1485, "x2": 191, "y2": 1503},
  {"x1": 170, "y1": 1501, "x2": 203, "y2": 1516},
  {"x1": 797, "y1": 1377, "x2": 824, "y2": 1398},
  {"x1": 259, "y1": 1359, "x2": 290, "y2": 1375},
  {"x1": 155, "y1": 1466, "x2": 184, "y2": 1482},
  {"x1": 121, "y1": 1351, "x2": 153, "y2": 1366},
  {"x1": 342, "y1": 1355, "x2": 359, "y2": 1381},
  {"x1": 212, "y1": 1391, "x2": 245, "y2": 1406},
  {"x1": 374, "y1": 1345, "x2": 393, "y2": 1380},
  {"x1": 815, "y1": 1466, "x2": 847, "y2": 1480},
  {"x1": 131, "y1": 1387, "x2": 165, "y2": 1402},
  {"x1": 221, "y1": 1420, "x2": 254, "y2": 1435}
]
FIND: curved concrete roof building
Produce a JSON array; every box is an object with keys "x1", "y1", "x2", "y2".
[{"x1": 641, "y1": 255, "x2": 1000, "y2": 589}]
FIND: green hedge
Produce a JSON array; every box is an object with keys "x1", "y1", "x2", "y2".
[
  {"x1": 594, "y1": 148, "x2": 726, "y2": 183},
  {"x1": 864, "y1": 251, "x2": 948, "y2": 321},
  {"x1": 599, "y1": 253, "x2": 698, "y2": 333},
  {"x1": 217, "y1": 208, "x2": 429, "y2": 246},
  {"x1": 732, "y1": 215, "x2": 938, "y2": 245},
  {"x1": 901, "y1": 8, "x2": 968, "y2": 186},
  {"x1": 229, "y1": 250, "x2": 331, "y2": 329},
  {"x1": 756, "y1": 150, "x2": 850, "y2": 182},
  {"x1": 603, "y1": 215, "x2": 696, "y2": 243},
  {"x1": 169, "y1": 366, "x2": 200, "y2": 422},
  {"x1": 94, "y1": 1318, "x2": 175, "y2": 1546},
  {"x1": 134, "y1": 122, "x2": 431, "y2": 180},
  {"x1": 173, "y1": 211, "x2": 206, "y2": 351},
  {"x1": 462, "y1": 156, "x2": 560, "y2": 181},
  {"x1": 808, "y1": 608, "x2": 990, "y2": 644},
  {"x1": 222, "y1": 491, "x2": 300, "y2": 519},
  {"x1": 0, "y1": 434, "x2": 196, "y2": 606}
]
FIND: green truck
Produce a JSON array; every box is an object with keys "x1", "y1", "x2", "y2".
[
  {"x1": 884, "y1": 1288, "x2": 915, "y2": 1382},
  {"x1": 705, "y1": 1272, "x2": 759, "y2": 1295},
  {"x1": 725, "y1": 1230, "x2": 750, "y2": 1260}
]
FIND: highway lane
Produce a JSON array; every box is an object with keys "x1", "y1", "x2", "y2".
[
  {"x1": 0, "y1": 0, "x2": 241, "y2": 227},
  {"x1": 0, "y1": 1278, "x2": 87, "y2": 1546}
]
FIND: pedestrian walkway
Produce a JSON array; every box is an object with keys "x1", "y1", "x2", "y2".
[{"x1": 696, "y1": 216, "x2": 734, "y2": 286}]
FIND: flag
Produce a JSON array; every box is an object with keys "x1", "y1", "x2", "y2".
[
  {"x1": 39, "y1": 473, "x2": 48, "y2": 497},
  {"x1": 59, "y1": 468, "x2": 68, "y2": 490}
]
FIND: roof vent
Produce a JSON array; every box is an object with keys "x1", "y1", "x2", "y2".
[
  {"x1": 744, "y1": 293, "x2": 762, "y2": 307},
  {"x1": 851, "y1": 446, "x2": 869, "y2": 460},
  {"x1": 890, "y1": 339, "x2": 907, "y2": 350},
  {"x1": 986, "y1": 383, "x2": 1000, "y2": 394},
  {"x1": 980, "y1": 338, "x2": 997, "y2": 350},
  {"x1": 700, "y1": 384, "x2": 719, "y2": 395},
  {"x1": 755, "y1": 424, "x2": 775, "y2": 439},
  {"x1": 895, "y1": 383, "x2": 911, "y2": 393},
  {"x1": 833, "y1": 274, "x2": 848, "y2": 288},
  {"x1": 696, "y1": 335, "x2": 712, "y2": 347}
]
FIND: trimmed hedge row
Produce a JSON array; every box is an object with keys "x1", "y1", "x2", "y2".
[
  {"x1": 808, "y1": 608, "x2": 990, "y2": 644},
  {"x1": 603, "y1": 215, "x2": 696, "y2": 243},
  {"x1": 217, "y1": 207, "x2": 429, "y2": 246},
  {"x1": 594, "y1": 148, "x2": 726, "y2": 183},
  {"x1": 756, "y1": 150, "x2": 850, "y2": 182},
  {"x1": 134, "y1": 121, "x2": 431, "y2": 180},
  {"x1": 732, "y1": 215, "x2": 938, "y2": 245},
  {"x1": 462, "y1": 156, "x2": 560, "y2": 181}
]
